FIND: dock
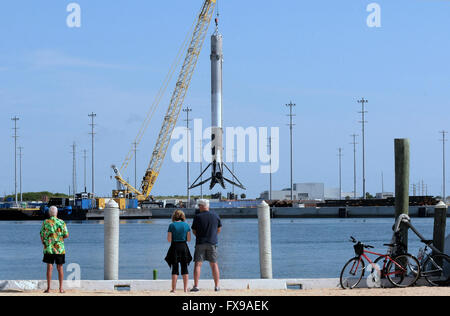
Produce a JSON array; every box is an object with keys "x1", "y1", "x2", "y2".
[
  {"x1": 1, "y1": 205, "x2": 447, "y2": 221},
  {"x1": 86, "y1": 205, "x2": 446, "y2": 220}
]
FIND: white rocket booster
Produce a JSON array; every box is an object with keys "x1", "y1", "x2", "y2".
[
  {"x1": 211, "y1": 29, "x2": 223, "y2": 165},
  {"x1": 190, "y1": 18, "x2": 245, "y2": 191}
]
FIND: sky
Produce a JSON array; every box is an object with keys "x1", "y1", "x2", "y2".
[{"x1": 0, "y1": 0, "x2": 449, "y2": 199}]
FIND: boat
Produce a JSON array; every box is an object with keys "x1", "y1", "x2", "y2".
[{"x1": 0, "y1": 197, "x2": 88, "y2": 221}]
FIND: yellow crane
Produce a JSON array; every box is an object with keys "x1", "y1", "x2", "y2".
[{"x1": 112, "y1": 0, "x2": 217, "y2": 201}]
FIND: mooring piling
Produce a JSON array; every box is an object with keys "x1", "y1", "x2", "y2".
[
  {"x1": 395, "y1": 139, "x2": 410, "y2": 250},
  {"x1": 433, "y1": 201, "x2": 447, "y2": 253},
  {"x1": 258, "y1": 201, "x2": 273, "y2": 279},
  {"x1": 104, "y1": 200, "x2": 120, "y2": 280}
]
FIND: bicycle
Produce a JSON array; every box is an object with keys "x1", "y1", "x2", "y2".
[
  {"x1": 340, "y1": 236, "x2": 421, "y2": 289},
  {"x1": 393, "y1": 213, "x2": 450, "y2": 286},
  {"x1": 417, "y1": 239, "x2": 450, "y2": 286}
]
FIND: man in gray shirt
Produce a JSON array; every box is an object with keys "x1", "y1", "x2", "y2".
[{"x1": 190, "y1": 199, "x2": 222, "y2": 292}]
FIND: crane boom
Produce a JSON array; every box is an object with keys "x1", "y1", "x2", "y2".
[{"x1": 113, "y1": 0, "x2": 217, "y2": 201}]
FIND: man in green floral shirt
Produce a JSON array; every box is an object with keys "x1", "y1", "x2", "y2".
[{"x1": 40, "y1": 206, "x2": 69, "y2": 293}]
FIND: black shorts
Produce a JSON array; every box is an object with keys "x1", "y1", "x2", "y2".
[{"x1": 43, "y1": 254, "x2": 65, "y2": 265}]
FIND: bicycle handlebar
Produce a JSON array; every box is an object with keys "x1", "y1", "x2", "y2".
[{"x1": 349, "y1": 236, "x2": 374, "y2": 249}]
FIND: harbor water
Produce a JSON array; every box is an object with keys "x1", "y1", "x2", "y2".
[{"x1": 0, "y1": 218, "x2": 447, "y2": 281}]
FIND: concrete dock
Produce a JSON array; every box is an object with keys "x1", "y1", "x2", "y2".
[
  {"x1": 0, "y1": 278, "x2": 443, "y2": 294},
  {"x1": 86, "y1": 206, "x2": 444, "y2": 220}
]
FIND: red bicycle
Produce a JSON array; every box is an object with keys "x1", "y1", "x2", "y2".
[{"x1": 340, "y1": 236, "x2": 421, "y2": 289}]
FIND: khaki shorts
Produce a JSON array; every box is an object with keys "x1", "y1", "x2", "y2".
[{"x1": 194, "y1": 244, "x2": 218, "y2": 263}]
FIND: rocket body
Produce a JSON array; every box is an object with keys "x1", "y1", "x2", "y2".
[
  {"x1": 189, "y1": 27, "x2": 245, "y2": 191},
  {"x1": 211, "y1": 32, "x2": 223, "y2": 165}
]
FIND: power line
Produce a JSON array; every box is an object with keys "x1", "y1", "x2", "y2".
[
  {"x1": 88, "y1": 112, "x2": 96, "y2": 196},
  {"x1": 286, "y1": 101, "x2": 296, "y2": 201},
  {"x1": 18, "y1": 146, "x2": 24, "y2": 203},
  {"x1": 132, "y1": 142, "x2": 139, "y2": 191},
  {"x1": 197, "y1": 139, "x2": 204, "y2": 199},
  {"x1": 350, "y1": 134, "x2": 358, "y2": 199},
  {"x1": 338, "y1": 148, "x2": 343, "y2": 200},
  {"x1": 71, "y1": 142, "x2": 77, "y2": 200},
  {"x1": 83, "y1": 149, "x2": 87, "y2": 193},
  {"x1": 231, "y1": 148, "x2": 237, "y2": 198},
  {"x1": 11, "y1": 116, "x2": 19, "y2": 206},
  {"x1": 183, "y1": 107, "x2": 192, "y2": 206},
  {"x1": 268, "y1": 136, "x2": 273, "y2": 201},
  {"x1": 357, "y1": 98, "x2": 368, "y2": 199},
  {"x1": 440, "y1": 130, "x2": 448, "y2": 202}
]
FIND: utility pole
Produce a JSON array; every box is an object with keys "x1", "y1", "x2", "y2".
[
  {"x1": 350, "y1": 134, "x2": 358, "y2": 199},
  {"x1": 18, "y1": 146, "x2": 23, "y2": 203},
  {"x1": 357, "y1": 98, "x2": 368, "y2": 199},
  {"x1": 286, "y1": 101, "x2": 296, "y2": 201},
  {"x1": 198, "y1": 139, "x2": 204, "y2": 199},
  {"x1": 338, "y1": 148, "x2": 343, "y2": 200},
  {"x1": 11, "y1": 116, "x2": 19, "y2": 207},
  {"x1": 83, "y1": 149, "x2": 87, "y2": 193},
  {"x1": 133, "y1": 142, "x2": 138, "y2": 190},
  {"x1": 232, "y1": 148, "x2": 236, "y2": 198},
  {"x1": 268, "y1": 136, "x2": 273, "y2": 200},
  {"x1": 71, "y1": 142, "x2": 77, "y2": 200},
  {"x1": 88, "y1": 113, "x2": 96, "y2": 196},
  {"x1": 183, "y1": 107, "x2": 192, "y2": 207},
  {"x1": 381, "y1": 171, "x2": 384, "y2": 196},
  {"x1": 440, "y1": 130, "x2": 447, "y2": 203}
]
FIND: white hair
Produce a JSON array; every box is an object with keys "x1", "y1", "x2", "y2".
[
  {"x1": 197, "y1": 199, "x2": 210, "y2": 209},
  {"x1": 49, "y1": 206, "x2": 58, "y2": 217}
]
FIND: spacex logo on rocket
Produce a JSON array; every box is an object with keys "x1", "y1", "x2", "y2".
[{"x1": 170, "y1": 17, "x2": 280, "y2": 190}]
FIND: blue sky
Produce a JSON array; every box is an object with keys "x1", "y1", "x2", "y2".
[{"x1": 0, "y1": 0, "x2": 449, "y2": 199}]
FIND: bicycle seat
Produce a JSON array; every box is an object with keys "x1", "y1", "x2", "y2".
[
  {"x1": 422, "y1": 240, "x2": 433, "y2": 245},
  {"x1": 384, "y1": 243, "x2": 395, "y2": 247}
]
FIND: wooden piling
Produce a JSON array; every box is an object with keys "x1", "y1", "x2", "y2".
[
  {"x1": 395, "y1": 139, "x2": 410, "y2": 250},
  {"x1": 433, "y1": 201, "x2": 447, "y2": 253}
]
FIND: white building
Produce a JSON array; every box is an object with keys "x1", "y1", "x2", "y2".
[
  {"x1": 260, "y1": 183, "x2": 356, "y2": 201},
  {"x1": 376, "y1": 192, "x2": 394, "y2": 199},
  {"x1": 260, "y1": 183, "x2": 324, "y2": 201}
]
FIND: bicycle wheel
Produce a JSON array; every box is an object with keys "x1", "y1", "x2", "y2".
[
  {"x1": 340, "y1": 257, "x2": 365, "y2": 289},
  {"x1": 386, "y1": 254, "x2": 420, "y2": 287},
  {"x1": 423, "y1": 254, "x2": 450, "y2": 286}
]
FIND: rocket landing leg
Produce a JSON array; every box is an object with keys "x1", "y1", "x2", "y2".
[{"x1": 189, "y1": 161, "x2": 245, "y2": 191}]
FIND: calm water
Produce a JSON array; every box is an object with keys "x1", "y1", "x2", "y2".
[{"x1": 0, "y1": 218, "x2": 447, "y2": 280}]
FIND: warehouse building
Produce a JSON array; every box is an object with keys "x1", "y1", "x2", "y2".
[{"x1": 260, "y1": 183, "x2": 355, "y2": 201}]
